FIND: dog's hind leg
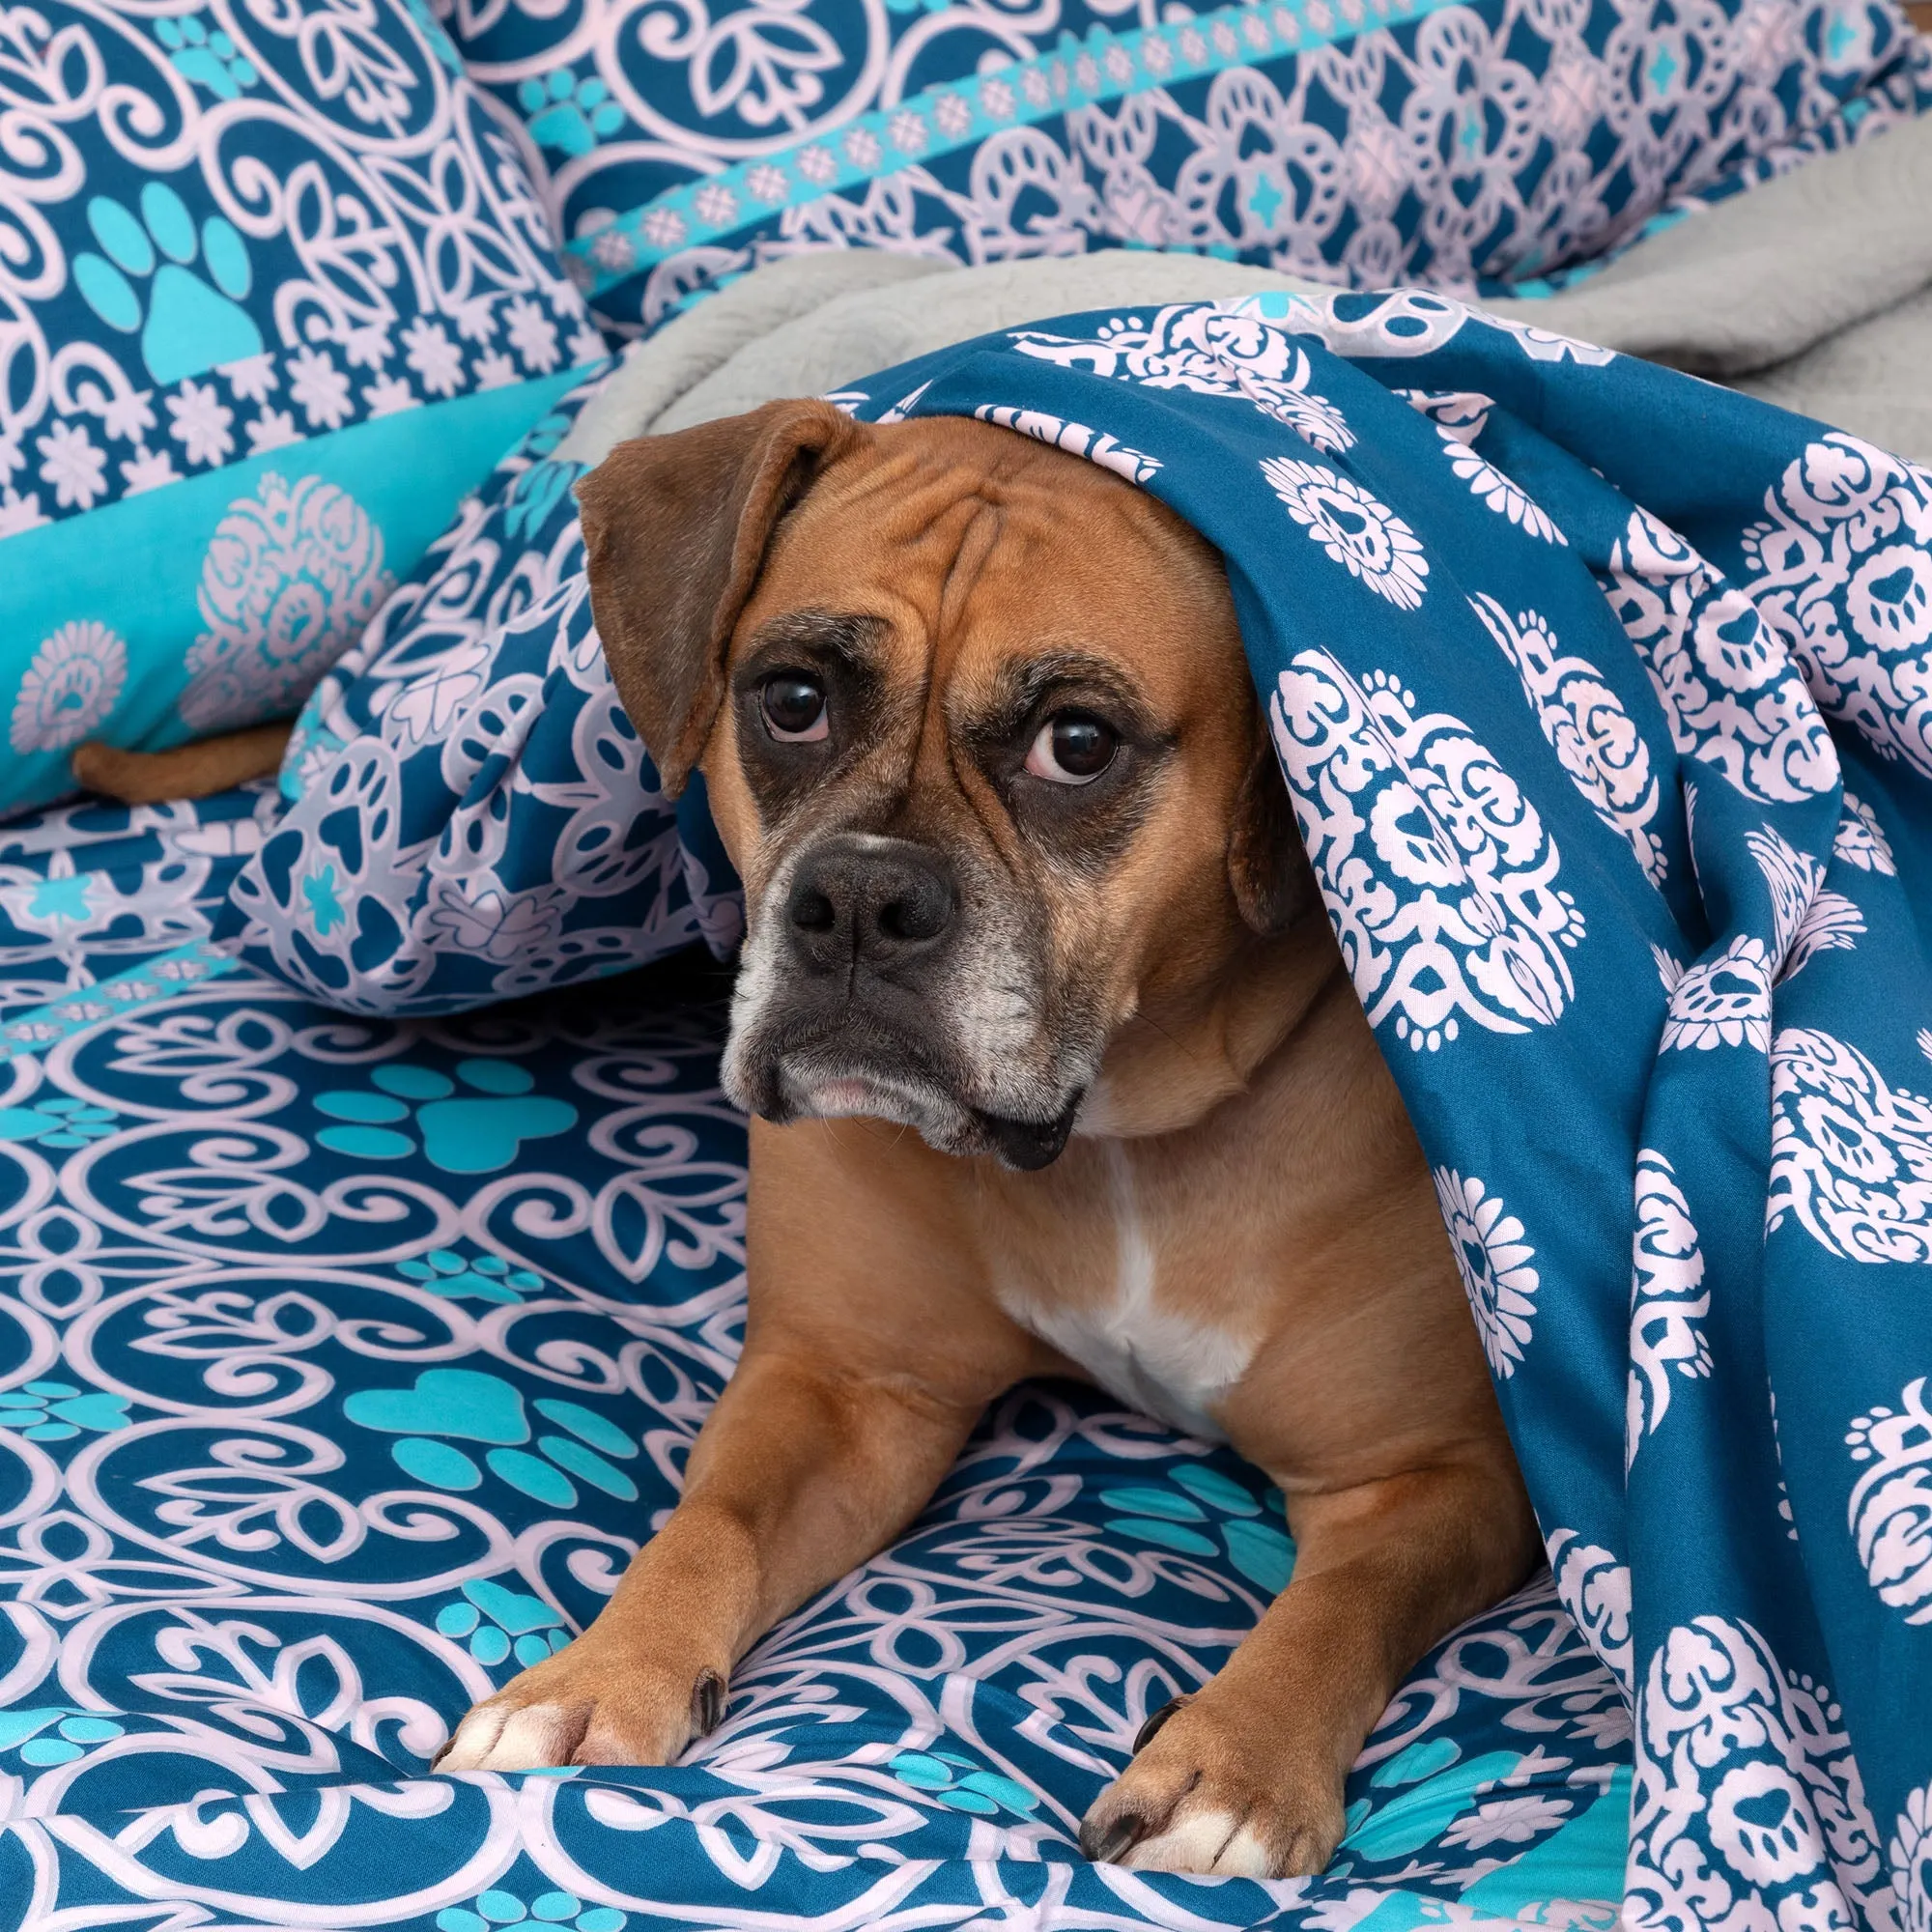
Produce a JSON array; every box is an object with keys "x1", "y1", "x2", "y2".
[
  {"x1": 1077, "y1": 1453, "x2": 1540, "y2": 1878},
  {"x1": 71, "y1": 722, "x2": 294, "y2": 804}
]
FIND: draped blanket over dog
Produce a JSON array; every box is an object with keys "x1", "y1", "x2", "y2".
[
  {"x1": 814, "y1": 296, "x2": 1932, "y2": 1932},
  {"x1": 829, "y1": 295, "x2": 1932, "y2": 1925}
]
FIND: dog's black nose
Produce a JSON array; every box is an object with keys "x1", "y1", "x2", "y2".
[{"x1": 785, "y1": 836, "x2": 955, "y2": 972}]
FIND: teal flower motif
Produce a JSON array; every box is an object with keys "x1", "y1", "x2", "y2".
[
  {"x1": 888, "y1": 1748, "x2": 1041, "y2": 1818},
  {"x1": 0, "y1": 1096, "x2": 116, "y2": 1149},
  {"x1": 0, "y1": 1707, "x2": 127, "y2": 1766},
  {"x1": 504, "y1": 459, "x2": 584, "y2": 541},
  {"x1": 345, "y1": 1368, "x2": 640, "y2": 1508},
  {"x1": 436, "y1": 1578, "x2": 573, "y2": 1671},
  {"x1": 438, "y1": 1888, "x2": 624, "y2": 1932},
  {"x1": 399, "y1": 1247, "x2": 547, "y2": 1305},
  {"x1": 1098, "y1": 1462, "x2": 1295, "y2": 1593},
  {"x1": 0, "y1": 1380, "x2": 130, "y2": 1442}
]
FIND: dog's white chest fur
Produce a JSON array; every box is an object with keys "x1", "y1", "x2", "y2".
[{"x1": 996, "y1": 1144, "x2": 1256, "y2": 1440}]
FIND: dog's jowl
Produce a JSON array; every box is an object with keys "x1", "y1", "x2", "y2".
[{"x1": 436, "y1": 400, "x2": 1541, "y2": 1880}]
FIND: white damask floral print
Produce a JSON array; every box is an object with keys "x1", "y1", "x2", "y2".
[
  {"x1": 1893, "y1": 1780, "x2": 1932, "y2": 1932},
  {"x1": 1746, "y1": 825, "x2": 1864, "y2": 981},
  {"x1": 1400, "y1": 392, "x2": 1565, "y2": 545},
  {"x1": 1835, "y1": 791, "x2": 1896, "y2": 873},
  {"x1": 10, "y1": 619, "x2": 128, "y2": 753},
  {"x1": 1628, "y1": 1619, "x2": 1889, "y2": 1932},
  {"x1": 1264, "y1": 458, "x2": 1429, "y2": 610},
  {"x1": 1434, "y1": 1169, "x2": 1539, "y2": 1378},
  {"x1": 1470, "y1": 594, "x2": 1663, "y2": 881},
  {"x1": 1627, "y1": 1151, "x2": 1709, "y2": 1467},
  {"x1": 1744, "y1": 433, "x2": 1932, "y2": 780},
  {"x1": 1009, "y1": 303, "x2": 1353, "y2": 453},
  {"x1": 1545, "y1": 1528, "x2": 1632, "y2": 1695},
  {"x1": 1846, "y1": 1378, "x2": 1932, "y2": 1625},
  {"x1": 181, "y1": 474, "x2": 396, "y2": 733},
  {"x1": 1770, "y1": 1027, "x2": 1932, "y2": 1264},
  {"x1": 971, "y1": 405, "x2": 1161, "y2": 484},
  {"x1": 1267, "y1": 651, "x2": 1584, "y2": 1050},
  {"x1": 1601, "y1": 507, "x2": 1839, "y2": 805},
  {"x1": 1661, "y1": 935, "x2": 1774, "y2": 1052}
]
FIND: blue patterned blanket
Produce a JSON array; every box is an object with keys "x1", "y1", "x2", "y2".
[
  {"x1": 0, "y1": 789, "x2": 1630, "y2": 1930},
  {"x1": 4, "y1": 286, "x2": 1932, "y2": 1930}
]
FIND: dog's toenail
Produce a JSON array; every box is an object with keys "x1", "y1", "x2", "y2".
[
  {"x1": 1080, "y1": 1815, "x2": 1148, "y2": 1865},
  {"x1": 430, "y1": 1738, "x2": 454, "y2": 1771},
  {"x1": 1132, "y1": 1698, "x2": 1179, "y2": 1754},
  {"x1": 691, "y1": 1667, "x2": 725, "y2": 1735}
]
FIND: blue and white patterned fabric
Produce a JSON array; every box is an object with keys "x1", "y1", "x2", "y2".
[
  {"x1": 0, "y1": 1, "x2": 606, "y2": 822},
  {"x1": 0, "y1": 790, "x2": 1633, "y2": 1928},
  {"x1": 440, "y1": 0, "x2": 1929, "y2": 334},
  {"x1": 230, "y1": 288, "x2": 1932, "y2": 1928}
]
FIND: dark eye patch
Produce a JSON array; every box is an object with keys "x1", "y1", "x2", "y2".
[
  {"x1": 953, "y1": 650, "x2": 1172, "y2": 874},
  {"x1": 731, "y1": 611, "x2": 894, "y2": 815}
]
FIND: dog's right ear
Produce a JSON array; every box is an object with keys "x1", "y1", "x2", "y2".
[{"x1": 575, "y1": 398, "x2": 862, "y2": 798}]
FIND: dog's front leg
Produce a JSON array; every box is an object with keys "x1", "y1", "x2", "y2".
[
  {"x1": 437, "y1": 1345, "x2": 989, "y2": 1771},
  {"x1": 439, "y1": 1119, "x2": 1044, "y2": 1774},
  {"x1": 1077, "y1": 1455, "x2": 1540, "y2": 1878}
]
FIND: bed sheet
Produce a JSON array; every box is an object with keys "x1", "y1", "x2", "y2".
[{"x1": 0, "y1": 790, "x2": 1628, "y2": 1931}]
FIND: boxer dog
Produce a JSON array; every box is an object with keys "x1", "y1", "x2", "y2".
[{"x1": 435, "y1": 399, "x2": 1541, "y2": 1878}]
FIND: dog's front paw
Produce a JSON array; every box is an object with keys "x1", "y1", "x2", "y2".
[
  {"x1": 1077, "y1": 1693, "x2": 1346, "y2": 1879},
  {"x1": 436, "y1": 1638, "x2": 728, "y2": 1773}
]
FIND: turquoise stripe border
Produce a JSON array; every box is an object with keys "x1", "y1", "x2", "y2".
[
  {"x1": 1, "y1": 941, "x2": 244, "y2": 1058},
  {"x1": 568, "y1": 0, "x2": 1456, "y2": 296}
]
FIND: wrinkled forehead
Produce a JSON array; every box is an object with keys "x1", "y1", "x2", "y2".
[{"x1": 732, "y1": 416, "x2": 1233, "y2": 708}]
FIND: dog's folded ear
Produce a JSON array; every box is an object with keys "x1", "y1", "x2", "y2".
[
  {"x1": 576, "y1": 399, "x2": 862, "y2": 798},
  {"x1": 1227, "y1": 724, "x2": 1318, "y2": 936}
]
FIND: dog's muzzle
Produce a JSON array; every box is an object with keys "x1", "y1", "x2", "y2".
[{"x1": 727, "y1": 832, "x2": 1084, "y2": 1168}]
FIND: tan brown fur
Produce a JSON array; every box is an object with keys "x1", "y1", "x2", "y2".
[{"x1": 439, "y1": 404, "x2": 1541, "y2": 1878}]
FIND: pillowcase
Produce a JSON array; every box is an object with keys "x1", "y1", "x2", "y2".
[
  {"x1": 0, "y1": 0, "x2": 608, "y2": 819},
  {"x1": 443, "y1": 0, "x2": 1923, "y2": 336},
  {"x1": 236, "y1": 360, "x2": 741, "y2": 1013}
]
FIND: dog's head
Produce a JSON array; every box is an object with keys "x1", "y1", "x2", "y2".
[{"x1": 578, "y1": 399, "x2": 1310, "y2": 1169}]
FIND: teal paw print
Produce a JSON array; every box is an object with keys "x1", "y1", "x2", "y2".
[
  {"x1": 344, "y1": 1368, "x2": 639, "y2": 1508},
  {"x1": 436, "y1": 1577, "x2": 573, "y2": 1670},
  {"x1": 399, "y1": 1247, "x2": 547, "y2": 1305},
  {"x1": 72, "y1": 181, "x2": 262, "y2": 386},
  {"x1": 0, "y1": 1380, "x2": 130, "y2": 1442},
  {"x1": 314, "y1": 1059, "x2": 577, "y2": 1175},
  {"x1": 889, "y1": 1748, "x2": 1041, "y2": 1819},
  {"x1": 0, "y1": 1096, "x2": 117, "y2": 1149},
  {"x1": 0, "y1": 1708, "x2": 127, "y2": 1767},
  {"x1": 154, "y1": 13, "x2": 258, "y2": 99},
  {"x1": 439, "y1": 1889, "x2": 624, "y2": 1932},
  {"x1": 1099, "y1": 1463, "x2": 1294, "y2": 1592},
  {"x1": 518, "y1": 70, "x2": 624, "y2": 157}
]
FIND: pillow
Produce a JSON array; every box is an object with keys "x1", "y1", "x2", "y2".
[
  {"x1": 0, "y1": 0, "x2": 608, "y2": 820},
  {"x1": 442, "y1": 0, "x2": 1923, "y2": 335},
  {"x1": 235, "y1": 360, "x2": 742, "y2": 1013}
]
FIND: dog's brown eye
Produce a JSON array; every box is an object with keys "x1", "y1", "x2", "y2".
[
  {"x1": 1025, "y1": 712, "x2": 1117, "y2": 785},
  {"x1": 761, "y1": 672, "x2": 828, "y2": 743}
]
